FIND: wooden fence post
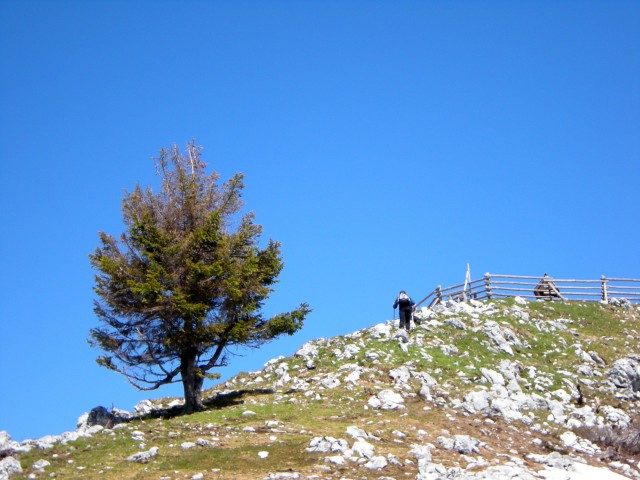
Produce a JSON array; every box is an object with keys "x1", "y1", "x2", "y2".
[
  {"x1": 484, "y1": 273, "x2": 492, "y2": 299},
  {"x1": 436, "y1": 285, "x2": 442, "y2": 305},
  {"x1": 601, "y1": 275, "x2": 608, "y2": 303}
]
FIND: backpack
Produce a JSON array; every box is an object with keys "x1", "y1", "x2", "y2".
[{"x1": 397, "y1": 292, "x2": 412, "y2": 308}]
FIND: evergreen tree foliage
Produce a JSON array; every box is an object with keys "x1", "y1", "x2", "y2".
[{"x1": 89, "y1": 142, "x2": 311, "y2": 412}]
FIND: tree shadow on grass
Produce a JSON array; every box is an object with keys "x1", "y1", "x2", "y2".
[{"x1": 138, "y1": 388, "x2": 277, "y2": 421}]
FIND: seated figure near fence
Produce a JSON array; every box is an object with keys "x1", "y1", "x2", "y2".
[{"x1": 534, "y1": 273, "x2": 561, "y2": 299}]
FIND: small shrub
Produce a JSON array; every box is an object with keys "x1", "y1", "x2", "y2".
[{"x1": 576, "y1": 416, "x2": 640, "y2": 457}]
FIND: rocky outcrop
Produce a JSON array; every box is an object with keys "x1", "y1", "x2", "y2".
[
  {"x1": 0, "y1": 456, "x2": 22, "y2": 480},
  {"x1": 608, "y1": 356, "x2": 640, "y2": 391}
]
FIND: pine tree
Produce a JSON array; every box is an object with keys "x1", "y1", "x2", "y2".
[{"x1": 89, "y1": 142, "x2": 311, "y2": 412}]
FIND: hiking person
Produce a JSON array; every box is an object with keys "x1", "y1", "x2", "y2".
[{"x1": 393, "y1": 290, "x2": 415, "y2": 332}]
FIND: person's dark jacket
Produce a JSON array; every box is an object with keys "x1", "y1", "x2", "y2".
[{"x1": 393, "y1": 293, "x2": 414, "y2": 311}]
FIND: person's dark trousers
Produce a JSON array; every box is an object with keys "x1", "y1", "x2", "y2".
[{"x1": 399, "y1": 308, "x2": 412, "y2": 331}]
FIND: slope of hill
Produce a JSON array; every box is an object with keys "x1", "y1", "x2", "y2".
[{"x1": 2, "y1": 297, "x2": 640, "y2": 480}]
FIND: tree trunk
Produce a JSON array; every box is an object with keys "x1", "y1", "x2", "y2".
[{"x1": 181, "y1": 349, "x2": 205, "y2": 413}]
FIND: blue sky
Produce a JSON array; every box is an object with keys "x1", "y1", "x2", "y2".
[{"x1": 1, "y1": 1, "x2": 638, "y2": 442}]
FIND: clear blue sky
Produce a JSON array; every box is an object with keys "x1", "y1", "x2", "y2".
[{"x1": 1, "y1": 1, "x2": 638, "y2": 442}]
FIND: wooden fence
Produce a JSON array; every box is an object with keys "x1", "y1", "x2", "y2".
[{"x1": 414, "y1": 274, "x2": 640, "y2": 309}]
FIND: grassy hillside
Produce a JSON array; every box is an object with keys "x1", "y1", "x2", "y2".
[{"x1": 5, "y1": 298, "x2": 640, "y2": 479}]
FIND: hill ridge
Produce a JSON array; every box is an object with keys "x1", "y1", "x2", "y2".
[{"x1": 2, "y1": 297, "x2": 640, "y2": 479}]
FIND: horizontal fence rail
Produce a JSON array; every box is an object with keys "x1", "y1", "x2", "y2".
[{"x1": 415, "y1": 274, "x2": 640, "y2": 309}]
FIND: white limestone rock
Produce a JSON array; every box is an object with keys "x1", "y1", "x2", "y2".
[
  {"x1": 126, "y1": 446, "x2": 159, "y2": 463},
  {"x1": 589, "y1": 351, "x2": 606, "y2": 365},
  {"x1": 600, "y1": 406, "x2": 631, "y2": 428},
  {"x1": 410, "y1": 444, "x2": 433, "y2": 480},
  {"x1": 528, "y1": 451, "x2": 575, "y2": 471},
  {"x1": 483, "y1": 320, "x2": 523, "y2": 356},
  {"x1": 363, "y1": 455, "x2": 388, "y2": 470},
  {"x1": 295, "y1": 342, "x2": 318, "y2": 359},
  {"x1": 32, "y1": 435, "x2": 59, "y2": 450},
  {"x1": 445, "y1": 317, "x2": 467, "y2": 330},
  {"x1": 440, "y1": 344, "x2": 459, "y2": 356},
  {"x1": 393, "y1": 330, "x2": 409, "y2": 343},
  {"x1": 480, "y1": 368, "x2": 506, "y2": 386},
  {"x1": 32, "y1": 459, "x2": 51, "y2": 471},
  {"x1": 306, "y1": 436, "x2": 348, "y2": 454},
  {"x1": 324, "y1": 455, "x2": 346, "y2": 465},
  {"x1": 419, "y1": 382, "x2": 435, "y2": 402},
  {"x1": 514, "y1": 296, "x2": 529, "y2": 306},
  {"x1": 320, "y1": 374, "x2": 341, "y2": 389},
  {"x1": 352, "y1": 438, "x2": 375, "y2": 459},
  {"x1": 369, "y1": 322, "x2": 393, "y2": 338},
  {"x1": 0, "y1": 456, "x2": 22, "y2": 479},
  {"x1": 414, "y1": 371, "x2": 438, "y2": 387},
  {"x1": 608, "y1": 357, "x2": 640, "y2": 391},
  {"x1": 498, "y1": 359, "x2": 522, "y2": 381},
  {"x1": 559, "y1": 431, "x2": 599, "y2": 455},
  {"x1": 369, "y1": 389, "x2": 405, "y2": 410},
  {"x1": 389, "y1": 366, "x2": 411, "y2": 385},
  {"x1": 0, "y1": 431, "x2": 28, "y2": 456},
  {"x1": 338, "y1": 344, "x2": 361, "y2": 360},
  {"x1": 437, "y1": 435, "x2": 481, "y2": 454},
  {"x1": 261, "y1": 473, "x2": 303, "y2": 479},
  {"x1": 344, "y1": 370, "x2": 361, "y2": 384},
  {"x1": 468, "y1": 465, "x2": 538, "y2": 479},
  {"x1": 134, "y1": 399, "x2": 155, "y2": 415},
  {"x1": 567, "y1": 406, "x2": 597, "y2": 429},
  {"x1": 462, "y1": 390, "x2": 492, "y2": 414},
  {"x1": 345, "y1": 426, "x2": 371, "y2": 440}
]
